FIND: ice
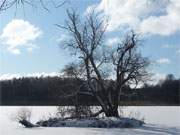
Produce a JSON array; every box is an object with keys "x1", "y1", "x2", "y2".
[{"x1": 0, "y1": 106, "x2": 180, "y2": 135}]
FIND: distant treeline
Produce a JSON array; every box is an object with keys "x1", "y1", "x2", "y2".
[{"x1": 0, "y1": 74, "x2": 179, "y2": 105}]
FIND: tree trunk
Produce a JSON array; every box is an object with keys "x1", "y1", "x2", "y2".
[{"x1": 104, "y1": 106, "x2": 119, "y2": 117}]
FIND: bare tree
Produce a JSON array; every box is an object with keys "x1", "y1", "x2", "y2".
[
  {"x1": 0, "y1": 0, "x2": 67, "y2": 12},
  {"x1": 56, "y1": 106, "x2": 94, "y2": 118},
  {"x1": 11, "y1": 107, "x2": 32, "y2": 122},
  {"x1": 58, "y1": 10, "x2": 150, "y2": 117},
  {"x1": 60, "y1": 62, "x2": 95, "y2": 118},
  {"x1": 11, "y1": 107, "x2": 40, "y2": 128},
  {"x1": 62, "y1": 62, "x2": 85, "y2": 79}
]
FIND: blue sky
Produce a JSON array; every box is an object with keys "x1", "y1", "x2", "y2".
[{"x1": 0, "y1": 0, "x2": 180, "y2": 82}]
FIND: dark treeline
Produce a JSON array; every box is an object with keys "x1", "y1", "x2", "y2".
[
  {"x1": 0, "y1": 74, "x2": 179, "y2": 105},
  {"x1": 136, "y1": 74, "x2": 180, "y2": 105}
]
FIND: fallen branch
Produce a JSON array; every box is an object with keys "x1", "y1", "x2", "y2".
[{"x1": 19, "y1": 119, "x2": 39, "y2": 128}]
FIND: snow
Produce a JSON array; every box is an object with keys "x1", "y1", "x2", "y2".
[
  {"x1": 0, "y1": 106, "x2": 180, "y2": 135},
  {"x1": 1, "y1": 125, "x2": 180, "y2": 135}
]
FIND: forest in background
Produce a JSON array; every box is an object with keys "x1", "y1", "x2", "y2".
[{"x1": 0, "y1": 74, "x2": 179, "y2": 106}]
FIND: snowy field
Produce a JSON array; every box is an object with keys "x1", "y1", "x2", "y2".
[{"x1": 0, "y1": 106, "x2": 180, "y2": 135}]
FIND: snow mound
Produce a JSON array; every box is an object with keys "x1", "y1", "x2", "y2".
[{"x1": 36, "y1": 117, "x2": 144, "y2": 128}]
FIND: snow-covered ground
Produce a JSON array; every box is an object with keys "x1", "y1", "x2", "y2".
[{"x1": 0, "y1": 106, "x2": 180, "y2": 135}]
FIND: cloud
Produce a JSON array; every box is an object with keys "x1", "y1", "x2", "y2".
[
  {"x1": 84, "y1": 4, "x2": 97, "y2": 15},
  {"x1": 177, "y1": 49, "x2": 180, "y2": 54},
  {"x1": 86, "y1": 0, "x2": 180, "y2": 36},
  {"x1": 106, "y1": 37, "x2": 120, "y2": 46},
  {"x1": 9, "y1": 48, "x2": 21, "y2": 55},
  {"x1": 130, "y1": 72, "x2": 167, "y2": 87},
  {"x1": 156, "y1": 58, "x2": 170, "y2": 64},
  {"x1": 149, "y1": 72, "x2": 167, "y2": 85},
  {"x1": 56, "y1": 34, "x2": 69, "y2": 43},
  {"x1": 161, "y1": 44, "x2": 175, "y2": 48},
  {"x1": 139, "y1": 0, "x2": 180, "y2": 36},
  {"x1": 161, "y1": 44, "x2": 180, "y2": 55},
  {"x1": 0, "y1": 72, "x2": 61, "y2": 80},
  {"x1": 0, "y1": 19, "x2": 42, "y2": 55}
]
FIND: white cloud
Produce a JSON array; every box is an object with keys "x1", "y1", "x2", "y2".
[
  {"x1": 156, "y1": 58, "x2": 170, "y2": 64},
  {"x1": 56, "y1": 34, "x2": 69, "y2": 43},
  {"x1": 0, "y1": 72, "x2": 61, "y2": 80},
  {"x1": 106, "y1": 37, "x2": 120, "y2": 46},
  {"x1": 9, "y1": 48, "x2": 21, "y2": 55},
  {"x1": 139, "y1": 1, "x2": 180, "y2": 36},
  {"x1": 161, "y1": 44, "x2": 175, "y2": 48},
  {"x1": 84, "y1": 4, "x2": 97, "y2": 15},
  {"x1": 86, "y1": 0, "x2": 180, "y2": 36},
  {"x1": 0, "y1": 19, "x2": 42, "y2": 55},
  {"x1": 26, "y1": 43, "x2": 39, "y2": 53},
  {"x1": 27, "y1": 47, "x2": 34, "y2": 52},
  {"x1": 127, "y1": 72, "x2": 167, "y2": 87},
  {"x1": 149, "y1": 72, "x2": 167, "y2": 85},
  {"x1": 177, "y1": 49, "x2": 180, "y2": 54}
]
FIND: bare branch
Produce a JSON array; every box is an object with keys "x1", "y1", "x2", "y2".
[
  {"x1": 60, "y1": 10, "x2": 150, "y2": 117},
  {"x1": 0, "y1": 0, "x2": 67, "y2": 12}
]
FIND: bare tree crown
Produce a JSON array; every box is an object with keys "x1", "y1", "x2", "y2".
[{"x1": 60, "y1": 10, "x2": 150, "y2": 117}]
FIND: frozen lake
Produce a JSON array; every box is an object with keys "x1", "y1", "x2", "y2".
[{"x1": 0, "y1": 106, "x2": 180, "y2": 135}]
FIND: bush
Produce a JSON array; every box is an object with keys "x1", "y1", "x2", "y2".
[
  {"x1": 11, "y1": 108, "x2": 32, "y2": 122},
  {"x1": 56, "y1": 106, "x2": 93, "y2": 118}
]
